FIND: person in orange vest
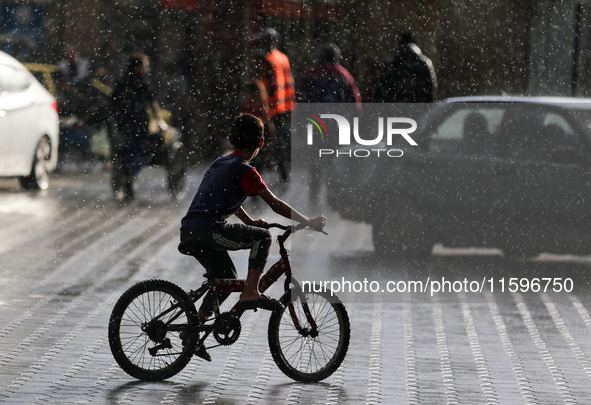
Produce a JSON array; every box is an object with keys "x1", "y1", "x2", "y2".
[{"x1": 252, "y1": 28, "x2": 295, "y2": 182}]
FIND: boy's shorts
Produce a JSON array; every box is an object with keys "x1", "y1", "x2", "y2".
[
  {"x1": 179, "y1": 223, "x2": 272, "y2": 275},
  {"x1": 179, "y1": 224, "x2": 272, "y2": 316}
]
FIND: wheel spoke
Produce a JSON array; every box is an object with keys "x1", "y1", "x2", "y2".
[
  {"x1": 121, "y1": 291, "x2": 187, "y2": 368},
  {"x1": 269, "y1": 290, "x2": 350, "y2": 381},
  {"x1": 109, "y1": 280, "x2": 198, "y2": 380}
]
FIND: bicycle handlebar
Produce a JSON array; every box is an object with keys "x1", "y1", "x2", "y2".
[
  {"x1": 265, "y1": 223, "x2": 290, "y2": 230},
  {"x1": 265, "y1": 223, "x2": 327, "y2": 235}
]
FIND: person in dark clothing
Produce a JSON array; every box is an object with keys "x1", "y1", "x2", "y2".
[
  {"x1": 299, "y1": 43, "x2": 362, "y2": 200},
  {"x1": 111, "y1": 52, "x2": 167, "y2": 200},
  {"x1": 299, "y1": 43, "x2": 362, "y2": 108},
  {"x1": 178, "y1": 113, "x2": 326, "y2": 361},
  {"x1": 375, "y1": 30, "x2": 437, "y2": 103}
]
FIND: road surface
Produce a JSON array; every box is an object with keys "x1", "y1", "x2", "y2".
[{"x1": 1, "y1": 165, "x2": 590, "y2": 404}]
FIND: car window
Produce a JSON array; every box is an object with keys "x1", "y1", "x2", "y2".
[
  {"x1": 427, "y1": 107, "x2": 504, "y2": 156},
  {"x1": 498, "y1": 107, "x2": 582, "y2": 162},
  {"x1": 570, "y1": 110, "x2": 591, "y2": 143},
  {"x1": 0, "y1": 64, "x2": 30, "y2": 93},
  {"x1": 543, "y1": 113, "x2": 574, "y2": 136}
]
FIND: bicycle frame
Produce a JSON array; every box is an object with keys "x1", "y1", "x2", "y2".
[
  {"x1": 109, "y1": 222, "x2": 349, "y2": 383},
  {"x1": 159, "y1": 224, "x2": 319, "y2": 342}
]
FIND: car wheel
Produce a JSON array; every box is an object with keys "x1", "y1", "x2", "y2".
[
  {"x1": 371, "y1": 196, "x2": 433, "y2": 257},
  {"x1": 19, "y1": 137, "x2": 52, "y2": 191}
]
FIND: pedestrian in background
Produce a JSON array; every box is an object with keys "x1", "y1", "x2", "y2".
[
  {"x1": 111, "y1": 52, "x2": 167, "y2": 201},
  {"x1": 252, "y1": 28, "x2": 295, "y2": 183},
  {"x1": 299, "y1": 43, "x2": 362, "y2": 200},
  {"x1": 299, "y1": 43, "x2": 361, "y2": 107},
  {"x1": 56, "y1": 45, "x2": 92, "y2": 116},
  {"x1": 163, "y1": 57, "x2": 198, "y2": 151},
  {"x1": 374, "y1": 29, "x2": 437, "y2": 103},
  {"x1": 55, "y1": 46, "x2": 93, "y2": 166},
  {"x1": 57, "y1": 45, "x2": 91, "y2": 88},
  {"x1": 102, "y1": 40, "x2": 127, "y2": 87}
]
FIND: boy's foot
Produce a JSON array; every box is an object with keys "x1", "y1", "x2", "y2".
[
  {"x1": 194, "y1": 344, "x2": 212, "y2": 362},
  {"x1": 179, "y1": 331, "x2": 212, "y2": 362},
  {"x1": 241, "y1": 294, "x2": 284, "y2": 312}
]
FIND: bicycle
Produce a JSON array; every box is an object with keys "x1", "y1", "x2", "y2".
[{"x1": 108, "y1": 223, "x2": 350, "y2": 383}]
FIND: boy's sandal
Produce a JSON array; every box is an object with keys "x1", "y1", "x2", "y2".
[
  {"x1": 180, "y1": 332, "x2": 212, "y2": 362},
  {"x1": 194, "y1": 344, "x2": 212, "y2": 362},
  {"x1": 241, "y1": 294, "x2": 284, "y2": 312}
]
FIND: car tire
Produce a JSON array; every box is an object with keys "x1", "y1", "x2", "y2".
[
  {"x1": 371, "y1": 196, "x2": 433, "y2": 257},
  {"x1": 19, "y1": 137, "x2": 52, "y2": 191}
]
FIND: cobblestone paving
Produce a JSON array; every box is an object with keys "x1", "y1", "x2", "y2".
[{"x1": 0, "y1": 168, "x2": 590, "y2": 404}]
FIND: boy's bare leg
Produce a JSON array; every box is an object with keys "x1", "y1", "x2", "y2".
[
  {"x1": 240, "y1": 268, "x2": 284, "y2": 311},
  {"x1": 240, "y1": 268, "x2": 263, "y2": 302},
  {"x1": 179, "y1": 311, "x2": 209, "y2": 341},
  {"x1": 198, "y1": 311, "x2": 209, "y2": 324},
  {"x1": 179, "y1": 310, "x2": 212, "y2": 361}
]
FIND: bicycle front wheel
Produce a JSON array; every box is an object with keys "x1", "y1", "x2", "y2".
[
  {"x1": 108, "y1": 279, "x2": 199, "y2": 381},
  {"x1": 268, "y1": 288, "x2": 350, "y2": 382}
]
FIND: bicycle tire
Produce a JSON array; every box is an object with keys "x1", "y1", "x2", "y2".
[
  {"x1": 108, "y1": 279, "x2": 199, "y2": 381},
  {"x1": 268, "y1": 288, "x2": 350, "y2": 382},
  {"x1": 166, "y1": 140, "x2": 187, "y2": 200},
  {"x1": 110, "y1": 151, "x2": 125, "y2": 197}
]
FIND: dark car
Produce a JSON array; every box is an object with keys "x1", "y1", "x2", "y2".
[{"x1": 326, "y1": 96, "x2": 591, "y2": 257}]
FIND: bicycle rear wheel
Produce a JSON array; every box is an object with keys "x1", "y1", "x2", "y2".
[
  {"x1": 166, "y1": 139, "x2": 187, "y2": 200},
  {"x1": 268, "y1": 288, "x2": 350, "y2": 382},
  {"x1": 108, "y1": 279, "x2": 199, "y2": 381}
]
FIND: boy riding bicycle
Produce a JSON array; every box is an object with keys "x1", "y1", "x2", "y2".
[{"x1": 178, "y1": 113, "x2": 326, "y2": 361}]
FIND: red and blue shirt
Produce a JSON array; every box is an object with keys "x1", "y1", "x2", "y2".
[{"x1": 181, "y1": 152, "x2": 267, "y2": 232}]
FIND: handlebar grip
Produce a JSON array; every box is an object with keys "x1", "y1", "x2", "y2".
[
  {"x1": 265, "y1": 222, "x2": 327, "y2": 234},
  {"x1": 265, "y1": 223, "x2": 289, "y2": 230}
]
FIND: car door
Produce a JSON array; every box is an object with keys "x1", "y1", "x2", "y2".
[
  {"x1": 493, "y1": 104, "x2": 591, "y2": 252},
  {"x1": 0, "y1": 63, "x2": 34, "y2": 175},
  {"x1": 407, "y1": 104, "x2": 503, "y2": 245},
  {"x1": 0, "y1": 64, "x2": 12, "y2": 172}
]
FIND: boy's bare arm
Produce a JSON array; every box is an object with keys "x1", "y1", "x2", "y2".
[
  {"x1": 234, "y1": 207, "x2": 266, "y2": 227},
  {"x1": 234, "y1": 206, "x2": 252, "y2": 223},
  {"x1": 258, "y1": 188, "x2": 326, "y2": 230}
]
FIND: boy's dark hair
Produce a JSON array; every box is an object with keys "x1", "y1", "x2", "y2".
[{"x1": 231, "y1": 113, "x2": 264, "y2": 150}]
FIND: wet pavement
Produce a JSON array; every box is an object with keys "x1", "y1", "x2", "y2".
[{"x1": 1, "y1": 165, "x2": 591, "y2": 404}]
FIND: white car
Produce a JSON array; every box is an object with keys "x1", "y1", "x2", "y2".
[{"x1": 0, "y1": 51, "x2": 59, "y2": 190}]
